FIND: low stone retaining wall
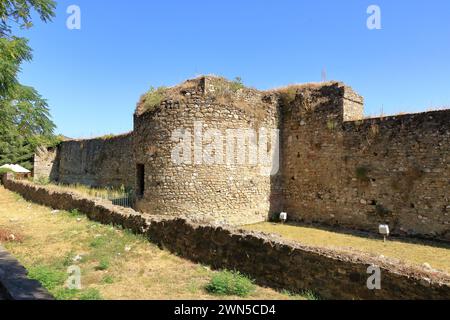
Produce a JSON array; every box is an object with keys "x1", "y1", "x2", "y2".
[
  {"x1": 2, "y1": 175, "x2": 450, "y2": 300},
  {"x1": 0, "y1": 246, "x2": 54, "y2": 300}
]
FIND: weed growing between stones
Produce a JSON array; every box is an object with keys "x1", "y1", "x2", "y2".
[{"x1": 141, "y1": 86, "x2": 168, "y2": 112}]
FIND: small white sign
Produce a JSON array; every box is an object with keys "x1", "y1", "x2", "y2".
[{"x1": 379, "y1": 224, "x2": 390, "y2": 236}]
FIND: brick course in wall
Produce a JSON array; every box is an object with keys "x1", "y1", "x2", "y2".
[{"x1": 2, "y1": 176, "x2": 450, "y2": 300}]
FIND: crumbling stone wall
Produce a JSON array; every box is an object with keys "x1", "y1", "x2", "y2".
[
  {"x1": 339, "y1": 111, "x2": 450, "y2": 241},
  {"x1": 35, "y1": 133, "x2": 135, "y2": 190},
  {"x1": 134, "y1": 77, "x2": 280, "y2": 225},
  {"x1": 279, "y1": 82, "x2": 363, "y2": 229},
  {"x1": 57, "y1": 133, "x2": 135, "y2": 189},
  {"x1": 3, "y1": 177, "x2": 450, "y2": 300},
  {"x1": 33, "y1": 146, "x2": 60, "y2": 181},
  {"x1": 279, "y1": 83, "x2": 450, "y2": 241}
]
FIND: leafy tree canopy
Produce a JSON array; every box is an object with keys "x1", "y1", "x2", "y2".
[
  {"x1": 0, "y1": 0, "x2": 58, "y2": 169},
  {"x1": 0, "y1": 0, "x2": 55, "y2": 97},
  {"x1": 0, "y1": 0, "x2": 56, "y2": 36}
]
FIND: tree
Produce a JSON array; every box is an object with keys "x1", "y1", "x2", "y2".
[
  {"x1": 0, "y1": 0, "x2": 57, "y2": 168},
  {"x1": 0, "y1": 36, "x2": 32, "y2": 98},
  {"x1": 0, "y1": 84, "x2": 58, "y2": 169},
  {"x1": 0, "y1": 0, "x2": 56, "y2": 97},
  {"x1": 0, "y1": 0, "x2": 56, "y2": 36}
]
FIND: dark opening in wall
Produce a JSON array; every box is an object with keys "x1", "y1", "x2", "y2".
[{"x1": 136, "y1": 164, "x2": 145, "y2": 198}]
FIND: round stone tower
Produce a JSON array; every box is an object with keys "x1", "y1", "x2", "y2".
[{"x1": 133, "y1": 76, "x2": 280, "y2": 225}]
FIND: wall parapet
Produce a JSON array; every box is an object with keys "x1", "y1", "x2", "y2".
[{"x1": 3, "y1": 176, "x2": 450, "y2": 300}]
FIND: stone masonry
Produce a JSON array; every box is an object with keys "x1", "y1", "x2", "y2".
[
  {"x1": 33, "y1": 76, "x2": 450, "y2": 241},
  {"x1": 2, "y1": 176, "x2": 450, "y2": 300}
]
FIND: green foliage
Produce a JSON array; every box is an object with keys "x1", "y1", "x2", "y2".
[
  {"x1": 0, "y1": 0, "x2": 57, "y2": 169},
  {"x1": 53, "y1": 288, "x2": 79, "y2": 300},
  {"x1": 90, "y1": 236, "x2": 108, "y2": 249},
  {"x1": 27, "y1": 265, "x2": 66, "y2": 290},
  {"x1": 280, "y1": 289, "x2": 319, "y2": 300},
  {"x1": 0, "y1": 85, "x2": 57, "y2": 170},
  {"x1": 101, "y1": 275, "x2": 115, "y2": 284},
  {"x1": 95, "y1": 259, "x2": 110, "y2": 271},
  {"x1": 35, "y1": 176, "x2": 50, "y2": 185},
  {"x1": 206, "y1": 270, "x2": 255, "y2": 297},
  {"x1": 0, "y1": 0, "x2": 56, "y2": 37},
  {"x1": 53, "y1": 288, "x2": 103, "y2": 301},
  {"x1": 230, "y1": 77, "x2": 245, "y2": 92},
  {"x1": 0, "y1": 0, "x2": 56, "y2": 97},
  {"x1": 0, "y1": 37, "x2": 32, "y2": 97},
  {"x1": 141, "y1": 86, "x2": 167, "y2": 112},
  {"x1": 301, "y1": 290, "x2": 321, "y2": 301},
  {"x1": 0, "y1": 168, "x2": 13, "y2": 175},
  {"x1": 78, "y1": 288, "x2": 103, "y2": 300},
  {"x1": 69, "y1": 209, "x2": 82, "y2": 217},
  {"x1": 62, "y1": 251, "x2": 76, "y2": 267}
]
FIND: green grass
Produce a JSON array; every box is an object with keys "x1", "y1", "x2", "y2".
[
  {"x1": 62, "y1": 251, "x2": 77, "y2": 267},
  {"x1": 301, "y1": 290, "x2": 320, "y2": 301},
  {"x1": 79, "y1": 288, "x2": 103, "y2": 300},
  {"x1": 101, "y1": 275, "x2": 114, "y2": 284},
  {"x1": 0, "y1": 168, "x2": 13, "y2": 175},
  {"x1": 0, "y1": 187, "x2": 308, "y2": 300},
  {"x1": 35, "y1": 176, "x2": 50, "y2": 185},
  {"x1": 27, "y1": 265, "x2": 66, "y2": 291},
  {"x1": 53, "y1": 288, "x2": 79, "y2": 300},
  {"x1": 245, "y1": 223, "x2": 450, "y2": 274},
  {"x1": 69, "y1": 209, "x2": 82, "y2": 217},
  {"x1": 89, "y1": 236, "x2": 108, "y2": 248},
  {"x1": 53, "y1": 288, "x2": 103, "y2": 300},
  {"x1": 141, "y1": 86, "x2": 167, "y2": 112},
  {"x1": 206, "y1": 270, "x2": 256, "y2": 297},
  {"x1": 95, "y1": 259, "x2": 110, "y2": 271},
  {"x1": 281, "y1": 289, "x2": 319, "y2": 301}
]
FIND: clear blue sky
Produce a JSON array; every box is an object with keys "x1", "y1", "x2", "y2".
[{"x1": 17, "y1": 0, "x2": 450, "y2": 138}]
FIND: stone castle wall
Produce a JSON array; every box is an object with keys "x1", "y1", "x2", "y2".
[
  {"x1": 340, "y1": 111, "x2": 450, "y2": 240},
  {"x1": 33, "y1": 76, "x2": 450, "y2": 240},
  {"x1": 3, "y1": 176, "x2": 450, "y2": 300},
  {"x1": 279, "y1": 84, "x2": 450, "y2": 241},
  {"x1": 34, "y1": 133, "x2": 135, "y2": 190}
]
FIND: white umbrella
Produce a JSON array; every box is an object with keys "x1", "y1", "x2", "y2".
[{"x1": 0, "y1": 164, "x2": 31, "y2": 174}]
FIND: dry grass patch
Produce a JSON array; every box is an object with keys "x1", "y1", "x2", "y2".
[
  {"x1": 244, "y1": 223, "x2": 450, "y2": 274},
  {"x1": 0, "y1": 187, "x2": 304, "y2": 300}
]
